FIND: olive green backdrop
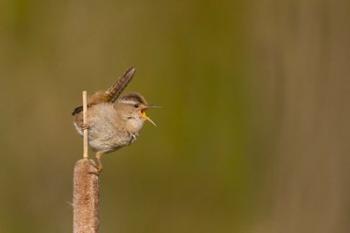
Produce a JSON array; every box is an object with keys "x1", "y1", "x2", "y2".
[{"x1": 0, "y1": 0, "x2": 349, "y2": 233}]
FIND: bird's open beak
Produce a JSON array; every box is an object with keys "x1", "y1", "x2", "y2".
[{"x1": 141, "y1": 110, "x2": 157, "y2": 127}]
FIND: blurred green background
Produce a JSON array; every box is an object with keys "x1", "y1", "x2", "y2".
[{"x1": 1, "y1": 0, "x2": 349, "y2": 233}]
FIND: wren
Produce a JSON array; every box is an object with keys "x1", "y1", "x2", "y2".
[{"x1": 72, "y1": 67, "x2": 156, "y2": 172}]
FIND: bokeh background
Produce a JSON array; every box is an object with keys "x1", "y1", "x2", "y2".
[{"x1": 1, "y1": 0, "x2": 349, "y2": 233}]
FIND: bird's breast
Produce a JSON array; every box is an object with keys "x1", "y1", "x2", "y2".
[{"x1": 82, "y1": 104, "x2": 127, "y2": 152}]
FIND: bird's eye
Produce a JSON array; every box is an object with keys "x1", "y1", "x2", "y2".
[{"x1": 134, "y1": 104, "x2": 139, "y2": 108}]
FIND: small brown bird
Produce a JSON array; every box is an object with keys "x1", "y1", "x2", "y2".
[{"x1": 72, "y1": 67, "x2": 156, "y2": 172}]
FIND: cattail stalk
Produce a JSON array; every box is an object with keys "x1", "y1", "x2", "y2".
[
  {"x1": 73, "y1": 90, "x2": 100, "y2": 233},
  {"x1": 83, "y1": 91, "x2": 88, "y2": 159}
]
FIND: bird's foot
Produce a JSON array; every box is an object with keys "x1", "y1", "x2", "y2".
[
  {"x1": 87, "y1": 153, "x2": 103, "y2": 176},
  {"x1": 95, "y1": 152, "x2": 103, "y2": 174},
  {"x1": 88, "y1": 162, "x2": 102, "y2": 176},
  {"x1": 81, "y1": 123, "x2": 90, "y2": 130}
]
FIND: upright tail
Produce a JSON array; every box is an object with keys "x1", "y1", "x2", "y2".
[{"x1": 104, "y1": 67, "x2": 136, "y2": 102}]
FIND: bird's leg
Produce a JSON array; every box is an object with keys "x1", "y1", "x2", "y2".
[{"x1": 95, "y1": 151, "x2": 104, "y2": 173}]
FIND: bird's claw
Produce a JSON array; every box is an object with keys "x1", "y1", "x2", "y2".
[
  {"x1": 88, "y1": 162, "x2": 102, "y2": 176},
  {"x1": 86, "y1": 159, "x2": 102, "y2": 176},
  {"x1": 81, "y1": 123, "x2": 90, "y2": 130},
  {"x1": 94, "y1": 152, "x2": 103, "y2": 174}
]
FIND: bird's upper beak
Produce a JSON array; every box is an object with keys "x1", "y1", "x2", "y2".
[{"x1": 141, "y1": 106, "x2": 158, "y2": 127}]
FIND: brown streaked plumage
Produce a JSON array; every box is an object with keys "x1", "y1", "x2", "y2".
[{"x1": 72, "y1": 67, "x2": 156, "y2": 173}]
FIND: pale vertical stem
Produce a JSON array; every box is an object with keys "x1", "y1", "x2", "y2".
[
  {"x1": 83, "y1": 91, "x2": 88, "y2": 158},
  {"x1": 73, "y1": 91, "x2": 100, "y2": 233}
]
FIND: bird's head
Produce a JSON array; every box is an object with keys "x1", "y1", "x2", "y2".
[{"x1": 116, "y1": 93, "x2": 157, "y2": 132}]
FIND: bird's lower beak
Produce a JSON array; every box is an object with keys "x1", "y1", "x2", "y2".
[{"x1": 141, "y1": 111, "x2": 157, "y2": 127}]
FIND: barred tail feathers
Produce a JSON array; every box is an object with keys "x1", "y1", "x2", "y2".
[{"x1": 105, "y1": 67, "x2": 136, "y2": 102}]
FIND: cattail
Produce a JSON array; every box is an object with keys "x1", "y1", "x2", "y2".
[{"x1": 73, "y1": 91, "x2": 100, "y2": 233}]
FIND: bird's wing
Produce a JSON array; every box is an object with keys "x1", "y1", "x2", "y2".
[
  {"x1": 71, "y1": 67, "x2": 136, "y2": 116},
  {"x1": 71, "y1": 91, "x2": 106, "y2": 115}
]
